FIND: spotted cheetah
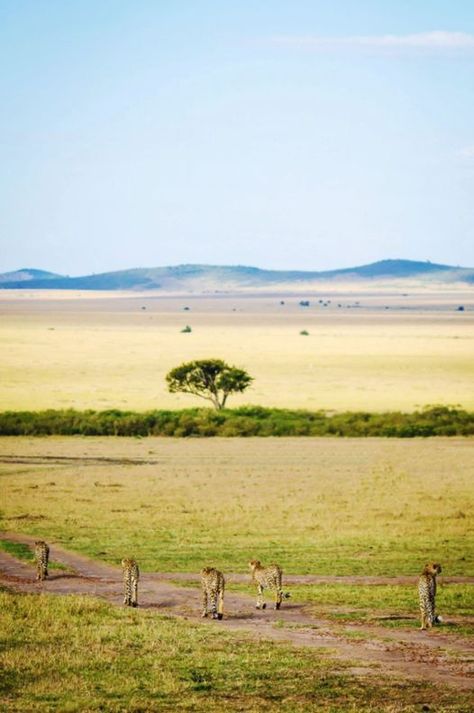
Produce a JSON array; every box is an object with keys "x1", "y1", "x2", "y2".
[
  {"x1": 418, "y1": 562, "x2": 442, "y2": 630},
  {"x1": 201, "y1": 567, "x2": 225, "y2": 620},
  {"x1": 249, "y1": 559, "x2": 290, "y2": 610},
  {"x1": 34, "y1": 540, "x2": 49, "y2": 581},
  {"x1": 121, "y1": 558, "x2": 139, "y2": 607}
]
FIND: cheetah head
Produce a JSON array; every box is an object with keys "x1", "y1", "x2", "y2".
[
  {"x1": 423, "y1": 562, "x2": 442, "y2": 576},
  {"x1": 248, "y1": 559, "x2": 261, "y2": 572}
]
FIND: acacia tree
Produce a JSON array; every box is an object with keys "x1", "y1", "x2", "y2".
[{"x1": 166, "y1": 358, "x2": 253, "y2": 410}]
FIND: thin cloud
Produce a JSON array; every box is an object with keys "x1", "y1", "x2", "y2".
[
  {"x1": 457, "y1": 146, "x2": 474, "y2": 160},
  {"x1": 271, "y1": 31, "x2": 474, "y2": 51}
]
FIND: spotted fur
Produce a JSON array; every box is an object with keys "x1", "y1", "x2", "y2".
[
  {"x1": 121, "y1": 558, "x2": 139, "y2": 607},
  {"x1": 249, "y1": 559, "x2": 290, "y2": 610},
  {"x1": 418, "y1": 562, "x2": 442, "y2": 630},
  {"x1": 34, "y1": 540, "x2": 49, "y2": 581},
  {"x1": 200, "y1": 567, "x2": 225, "y2": 620}
]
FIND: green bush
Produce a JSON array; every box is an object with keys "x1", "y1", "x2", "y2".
[{"x1": 0, "y1": 406, "x2": 472, "y2": 438}]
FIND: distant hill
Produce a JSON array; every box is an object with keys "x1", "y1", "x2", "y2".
[
  {"x1": 0, "y1": 260, "x2": 473, "y2": 292},
  {"x1": 0, "y1": 268, "x2": 63, "y2": 284}
]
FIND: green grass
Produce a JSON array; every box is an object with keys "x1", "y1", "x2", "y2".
[
  {"x1": 292, "y1": 583, "x2": 474, "y2": 637},
  {"x1": 1, "y1": 436, "x2": 473, "y2": 577},
  {"x1": 289, "y1": 583, "x2": 474, "y2": 617},
  {"x1": 0, "y1": 538, "x2": 35, "y2": 562},
  {"x1": 0, "y1": 539, "x2": 68, "y2": 572},
  {"x1": 1, "y1": 591, "x2": 473, "y2": 712},
  {"x1": 224, "y1": 582, "x2": 474, "y2": 637}
]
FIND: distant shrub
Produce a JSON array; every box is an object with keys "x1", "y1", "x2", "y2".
[
  {"x1": 180, "y1": 325, "x2": 192, "y2": 333},
  {"x1": 0, "y1": 406, "x2": 472, "y2": 438},
  {"x1": 300, "y1": 330, "x2": 309, "y2": 336}
]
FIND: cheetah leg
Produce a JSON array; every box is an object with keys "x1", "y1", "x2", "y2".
[
  {"x1": 201, "y1": 589, "x2": 208, "y2": 617},
  {"x1": 420, "y1": 607, "x2": 433, "y2": 630},
  {"x1": 216, "y1": 588, "x2": 224, "y2": 620},
  {"x1": 123, "y1": 580, "x2": 131, "y2": 606},
  {"x1": 256, "y1": 584, "x2": 266, "y2": 609},
  {"x1": 131, "y1": 578, "x2": 138, "y2": 607},
  {"x1": 426, "y1": 602, "x2": 434, "y2": 629},
  {"x1": 275, "y1": 589, "x2": 282, "y2": 610},
  {"x1": 210, "y1": 588, "x2": 219, "y2": 619}
]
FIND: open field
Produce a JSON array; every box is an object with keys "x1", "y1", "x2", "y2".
[
  {"x1": 1, "y1": 436, "x2": 473, "y2": 709},
  {"x1": 1, "y1": 290, "x2": 473, "y2": 412},
  {"x1": 1, "y1": 535, "x2": 473, "y2": 711},
  {"x1": 2, "y1": 587, "x2": 473, "y2": 712},
  {"x1": 1, "y1": 436, "x2": 473, "y2": 575},
  {"x1": 1, "y1": 292, "x2": 473, "y2": 709},
  {"x1": 0, "y1": 535, "x2": 473, "y2": 710}
]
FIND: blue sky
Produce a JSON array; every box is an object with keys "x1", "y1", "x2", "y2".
[{"x1": 1, "y1": 1, "x2": 474, "y2": 274}]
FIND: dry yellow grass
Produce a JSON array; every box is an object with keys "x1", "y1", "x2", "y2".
[
  {"x1": 1, "y1": 436, "x2": 472, "y2": 575},
  {"x1": 0, "y1": 290, "x2": 473, "y2": 411}
]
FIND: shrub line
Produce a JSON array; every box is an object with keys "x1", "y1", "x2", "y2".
[{"x1": 0, "y1": 406, "x2": 472, "y2": 437}]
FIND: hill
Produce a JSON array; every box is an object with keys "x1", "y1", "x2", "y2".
[
  {"x1": 0, "y1": 260, "x2": 473, "y2": 292},
  {"x1": 0, "y1": 268, "x2": 63, "y2": 284}
]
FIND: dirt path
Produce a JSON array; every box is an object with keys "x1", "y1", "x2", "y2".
[{"x1": 1, "y1": 532, "x2": 473, "y2": 691}]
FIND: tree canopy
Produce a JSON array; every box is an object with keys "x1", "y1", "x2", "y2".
[{"x1": 166, "y1": 359, "x2": 253, "y2": 410}]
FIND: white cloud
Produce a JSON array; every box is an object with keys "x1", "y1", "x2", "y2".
[
  {"x1": 271, "y1": 31, "x2": 474, "y2": 51},
  {"x1": 457, "y1": 146, "x2": 474, "y2": 160}
]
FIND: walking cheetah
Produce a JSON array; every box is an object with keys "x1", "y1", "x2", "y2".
[
  {"x1": 122, "y1": 558, "x2": 139, "y2": 607},
  {"x1": 249, "y1": 559, "x2": 290, "y2": 610},
  {"x1": 418, "y1": 562, "x2": 442, "y2": 630},
  {"x1": 34, "y1": 540, "x2": 49, "y2": 581},
  {"x1": 200, "y1": 567, "x2": 225, "y2": 620}
]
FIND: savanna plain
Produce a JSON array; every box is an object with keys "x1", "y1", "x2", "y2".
[
  {"x1": 1, "y1": 288, "x2": 473, "y2": 411},
  {"x1": 1, "y1": 290, "x2": 473, "y2": 711}
]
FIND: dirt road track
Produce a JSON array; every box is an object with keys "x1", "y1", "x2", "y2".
[{"x1": 1, "y1": 532, "x2": 473, "y2": 691}]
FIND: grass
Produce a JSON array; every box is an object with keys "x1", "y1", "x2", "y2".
[
  {"x1": 183, "y1": 579, "x2": 474, "y2": 637},
  {"x1": 0, "y1": 538, "x2": 35, "y2": 562},
  {"x1": 0, "y1": 293, "x2": 473, "y2": 413},
  {"x1": 0, "y1": 539, "x2": 68, "y2": 572},
  {"x1": 1, "y1": 435, "x2": 473, "y2": 710},
  {"x1": 286, "y1": 584, "x2": 474, "y2": 637},
  {"x1": 1, "y1": 590, "x2": 473, "y2": 712},
  {"x1": 288, "y1": 583, "x2": 474, "y2": 617},
  {"x1": 0, "y1": 436, "x2": 473, "y2": 576}
]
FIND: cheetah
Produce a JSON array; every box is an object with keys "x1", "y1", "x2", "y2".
[
  {"x1": 200, "y1": 567, "x2": 225, "y2": 620},
  {"x1": 121, "y1": 558, "x2": 139, "y2": 607},
  {"x1": 418, "y1": 562, "x2": 442, "y2": 630},
  {"x1": 249, "y1": 559, "x2": 290, "y2": 610},
  {"x1": 34, "y1": 540, "x2": 49, "y2": 581}
]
